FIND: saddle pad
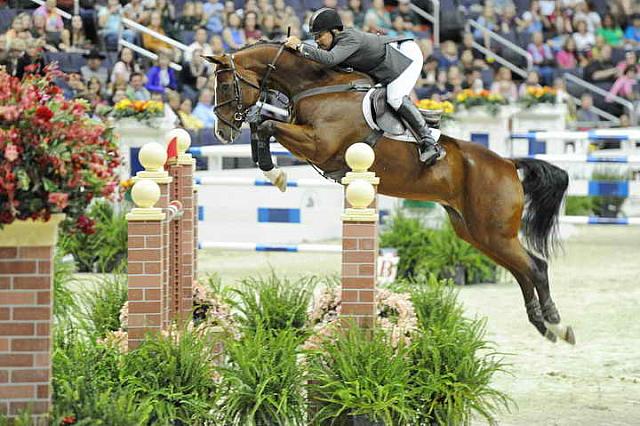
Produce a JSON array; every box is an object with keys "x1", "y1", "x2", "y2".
[{"x1": 362, "y1": 89, "x2": 441, "y2": 143}]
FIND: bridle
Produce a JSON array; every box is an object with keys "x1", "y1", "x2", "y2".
[{"x1": 213, "y1": 44, "x2": 286, "y2": 133}]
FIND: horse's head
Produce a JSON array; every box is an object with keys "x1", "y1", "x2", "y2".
[{"x1": 204, "y1": 54, "x2": 262, "y2": 143}]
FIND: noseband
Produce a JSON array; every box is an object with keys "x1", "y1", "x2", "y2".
[{"x1": 213, "y1": 44, "x2": 286, "y2": 132}]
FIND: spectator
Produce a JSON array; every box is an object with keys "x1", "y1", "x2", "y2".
[
  {"x1": 110, "y1": 47, "x2": 141, "y2": 86},
  {"x1": 447, "y1": 66, "x2": 463, "y2": 94},
  {"x1": 81, "y1": 76, "x2": 108, "y2": 108},
  {"x1": 438, "y1": 41, "x2": 459, "y2": 69},
  {"x1": 364, "y1": 0, "x2": 392, "y2": 33},
  {"x1": 572, "y1": 0, "x2": 600, "y2": 33},
  {"x1": 180, "y1": 47, "x2": 209, "y2": 101},
  {"x1": 596, "y1": 14, "x2": 624, "y2": 47},
  {"x1": 490, "y1": 67, "x2": 518, "y2": 102},
  {"x1": 123, "y1": 0, "x2": 148, "y2": 26},
  {"x1": 624, "y1": 14, "x2": 640, "y2": 48},
  {"x1": 178, "y1": 97, "x2": 204, "y2": 130},
  {"x1": 243, "y1": 11, "x2": 262, "y2": 45},
  {"x1": 126, "y1": 72, "x2": 151, "y2": 100},
  {"x1": 572, "y1": 20, "x2": 595, "y2": 53},
  {"x1": 155, "y1": 0, "x2": 176, "y2": 37},
  {"x1": 527, "y1": 31, "x2": 555, "y2": 85},
  {"x1": 64, "y1": 71, "x2": 87, "y2": 99},
  {"x1": 607, "y1": 65, "x2": 638, "y2": 102},
  {"x1": 81, "y1": 49, "x2": 109, "y2": 86},
  {"x1": 31, "y1": 13, "x2": 58, "y2": 52},
  {"x1": 16, "y1": 39, "x2": 46, "y2": 79},
  {"x1": 261, "y1": 14, "x2": 283, "y2": 40},
  {"x1": 417, "y1": 55, "x2": 439, "y2": 87},
  {"x1": 340, "y1": 9, "x2": 356, "y2": 30},
  {"x1": 461, "y1": 32, "x2": 483, "y2": 60},
  {"x1": 60, "y1": 15, "x2": 91, "y2": 52},
  {"x1": 498, "y1": 4, "x2": 518, "y2": 36},
  {"x1": 185, "y1": 27, "x2": 213, "y2": 63},
  {"x1": 112, "y1": 88, "x2": 127, "y2": 105},
  {"x1": 99, "y1": 0, "x2": 136, "y2": 47},
  {"x1": 209, "y1": 35, "x2": 225, "y2": 55},
  {"x1": 142, "y1": 11, "x2": 173, "y2": 54},
  {"x1": 192, "y1": 88, "x2": 216, "y2": 128},
  {"x1": 348, "y1": 0, "x2": 366, "y2": 29},
  {"x1": 33, "y1": 0, "x2": 64, "y2": 34},
  {"x1": 584, "y1": 44, "x2": 618, "y2": 85},
  {"x1": 145, "y1": 52, "x2": 178, "y2": 93},
  {"x1": 6, "y1": 16, "x2": 27, "y2": 49},
  {"x1": 555, "y1": 37, "x2": 578, "y2": 69},
  {"x1": 553, "y1": 77, "x2": 569, "y2": 103},
  {"x1": 461, "y1": 67, "x2": 481, "y2": 90},
  {"x1": 519, "y1": 70, "x2": 542, "y2": 97},
  {"x1": 222, "y1": 13, "x2": 245, "y2": 51},
  {"x1": 388, "y1": 15, "x2": 413, "y2": 38},
  {"x1": 475, "y1": 4, "x2": 498, "y2": 40},
  {"x1": 576, "y1": 93, "x2": 599, "y2": 122},
  {"x1": 518, "y1": 0, "x2": 545, "y2": 34},
  {"x1": 393, "y1": 0, "x2": 420, "y2": 31},
  {"x1": 203, "y1": 0, "x2": 224, "y2": 34},
  {"x1": 427, "y1": 69, "x2": 453, "y2": 100},
  {"x1": 616, "y1": 50, "x2": 639, "y2": 75},
  {"x1": 273, "y1": 0, "x2": 288, "y2": 25},
  {"x1": 176, "y1": 2, "x2": 200, "y2": 32}
]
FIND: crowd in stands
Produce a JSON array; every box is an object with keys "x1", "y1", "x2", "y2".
[{"x1": 0, "y1": 0, "x2": 638, "y2": 130}]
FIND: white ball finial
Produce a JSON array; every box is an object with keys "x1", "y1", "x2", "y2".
[
  {"x1": 345, "y1": 143, "x2": 375, "y2": 172},
  {"x1": 131, "y1": 179, "x2": 161, "y2": 209},
  {"x1": 139, "y1": 142, "x2": 167, "y2": 172},
  {"x1": 346, "y1": 180, "x2": 375, "y2": 209},
  {"x1": 165, "y1": 128, "x2": 191, "y2": 154}
]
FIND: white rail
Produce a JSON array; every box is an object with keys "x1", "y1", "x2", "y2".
[
  {"x1": 409, "y1": 0, "x2": 439, "y2": 48},
  {"x1": 466, "y1": 20, "x2": 533, "y2": 76},
  {"x1": 118, "y1": 39, "x2": 182, "y2": 71},
  {"x1": 30, "y1": 0, "x2": 71, "y2": 19},
  {"x1": 121, "y1": 17, "x2": 190, "y2": 53}
]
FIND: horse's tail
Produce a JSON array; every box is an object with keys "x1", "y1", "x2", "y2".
[{"x1": 513, "y1": 158, "x2": 569, "y2": 259}]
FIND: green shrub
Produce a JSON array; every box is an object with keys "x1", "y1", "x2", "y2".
[
  {"x1": 380, "y1": 211, "x2": 496, "y2": 284},
  {"x1": 307, "y1": 324, "x2": 416, "y2": 425},
  {"x1": 53, "y1": 250, "x2": 77, "y2": 322},
  {"x1": 80, "y1": 273, "x2": 127, "y2": 338},
  {"x1": 232, "y1": 273, "x2": 316, "y2": 334},
  {"x1": 565, "y1": 196, "x2": 594, "y2": 216},
  {"x1": 58, "y1": 199, "x2": 129, "y2": 273},
  {"x1": 121, "y1": 329, "x2": 220, "y2": 425},
  {"x1": 405, "y1": 276, "x2": 511, "y2": 425},
  {"x1": 217, "y1": 327, "x2": 307, "y2": 425}
]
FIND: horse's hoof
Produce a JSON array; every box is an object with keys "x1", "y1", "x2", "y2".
[
  {"x1": 544, "y1": 329, "x2": 557, "y2": 343},
  {"x1": 564, "y1": 326, "x2": 576, "y2": 345},
  {"x1": 275, "y1": 170, "x2": 287, "y2": 192}
]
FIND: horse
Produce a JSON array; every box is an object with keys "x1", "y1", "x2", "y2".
[{"x1": 205, "y1": 42, "x2": 575, "y2": 345}]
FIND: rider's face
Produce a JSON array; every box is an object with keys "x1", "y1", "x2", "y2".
[{"x1": 315, "y1": 31, "x2": 333, "y2": 50}]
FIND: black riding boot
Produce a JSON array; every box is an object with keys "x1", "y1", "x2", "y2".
[{"x1": 396, "y1": 96, "x2": 443, "y2": 165}]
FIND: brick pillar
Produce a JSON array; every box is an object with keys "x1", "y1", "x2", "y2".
[
  {"x1": 167, "y1": 136, "x2": 195, "y2": 324},
  {"x1": 340, "y1": 144, "x2": 379, "y2": 329},
  {"x1": 127, "y1": 177, "x2": 167, "y2": 350},
  {"x1": 0, "y1": 214, "x2": 64, "y2": 423},
  {"x1": 193, "y1": 187, "x2": 198, "y2": 284},
  {"x1": 131, "y1": 143, "x2": 173, "y2": 331}
]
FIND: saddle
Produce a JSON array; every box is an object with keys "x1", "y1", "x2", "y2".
[{"x1": 369, "y1": 87, "x2": 442, "y2": 135}]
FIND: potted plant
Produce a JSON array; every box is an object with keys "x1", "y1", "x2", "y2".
[
  {"x1": 0, "y1": 66, "x2": 120, "y2": 234},
  {"x1": 518, "y1": 86, "x2": 557, "y2": 109},
  {"x1": 454, "y1": 89, "x2": 508, "y2": 116}
]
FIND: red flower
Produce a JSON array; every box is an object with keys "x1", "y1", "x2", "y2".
[
  {"x1": 76, "y1": 215, "x2": 96, "y2": 235},
  {"x1": 48, "y1": 192, "x2": 69, "y2": 210},
  {"x1": 35, "y1": 105, "x2": 53, "y2": 121},
  {"x1": 61, "y1": 415, "x2": 77, "y2": 424}
]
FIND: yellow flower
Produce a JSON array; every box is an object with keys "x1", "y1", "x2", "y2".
[
  {"x1": 115, "y1": 99, "x2": 133, "y2": 111},
  {"x1": 456, "y1": 93, "x2": 467, "y2": 102}
]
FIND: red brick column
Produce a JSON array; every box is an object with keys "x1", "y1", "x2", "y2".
[
  {"x1": 127, "y1": 175, "x2": 168, "y2": 350},
  {"x1": 167, "y1": 139, "x2": 195, "y2": 325},
  {"x1": 0, "y1": 214, "x2": 64, "y2": 423},
  {"x1": 340, "y1": 144, "x2": 379, "y2": 329}
]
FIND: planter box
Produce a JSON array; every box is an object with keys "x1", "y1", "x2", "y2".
[
  {"x1": 447, "y1": 106, "x2": 519, "y2": 156},
  {"x1": 113, "y1": 116, "x2": 177, "y2": 179},
  {"x1": 0, "y1": 214, "x2": 65, "y2": 247},
  {"x1": 511, "y1": 104, "x2": 568, "y2": 156}
]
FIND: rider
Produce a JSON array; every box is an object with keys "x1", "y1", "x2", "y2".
[{"x1": 284, "y1": 7, "x2": 443, "y2": 164}]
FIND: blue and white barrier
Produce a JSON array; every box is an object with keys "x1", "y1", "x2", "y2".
[
  {"x1": 568, "y1": 180, "x2": 640, "y2": 197},
  {"x1": 512, "y1": 129, "x2": 640, "y2": 142},
  {"x1": 198, "y1": 241, "x2": 341, "y2": 253},
  {"x1": 560, "y1": 216, "x2": 640, "y2": 225},
  {"x1": 195, "y1": 176, "x2": 335, "y2": 188},
  {"x1": 526, "y1": 154, "x2": 640, "y2": 163}
]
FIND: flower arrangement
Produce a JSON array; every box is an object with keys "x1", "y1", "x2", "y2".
[
  {"x1": 416, "y1": 99, "x2": 455, "y2": 116},
  {"x1": 454, "y1": 89, "x2": 508, "y2": 115},
  {"x1": 110, "y1": 99, "x2": 164, "y2": 121},
  {"x1": 305, "y1": 286, "x2": 418, "y2": 350},
  {"x1": 0, "y1": 67, "x2": 120, "y2": 231},
  {"x1": 519, "y1": 86, "x2": 557, "y2": 108}
]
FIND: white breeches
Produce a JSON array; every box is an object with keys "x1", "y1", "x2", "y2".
[{"x1": 386, "y1": 40, "x2": 423, "y2": 110}]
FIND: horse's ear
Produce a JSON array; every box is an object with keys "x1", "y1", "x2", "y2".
[{"x1": 202, "y1": 54, "x2": 228, "y2": 66}]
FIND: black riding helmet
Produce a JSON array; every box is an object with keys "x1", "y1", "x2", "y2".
[{"x1": 309, "y1": 8, "x2": 343, "y2": 35}]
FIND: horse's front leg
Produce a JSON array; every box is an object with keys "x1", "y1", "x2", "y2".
[{"x1": 256, "y1": 120, "x2": 319, "y2": 192}]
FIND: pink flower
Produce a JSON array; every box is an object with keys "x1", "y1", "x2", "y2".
[
  {"x1": 48, "y1": 192, "x2": 69, "y2": 210},
  {"x1": 4, "y1": 144, "x2": 18, "y2": 162}
]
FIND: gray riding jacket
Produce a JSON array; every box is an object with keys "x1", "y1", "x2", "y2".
[{"x1": 300, "y1": 28, "x2": 414, "y2": 84}]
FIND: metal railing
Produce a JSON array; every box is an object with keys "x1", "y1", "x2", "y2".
[
  {"x1": 564, "y1": 73, "x2": 637, "y2": 125},
  {"x1": 121, "y1": 18, "x2": 190, "y2": 54},
  {"x1": 465, "y1": 20, "x2": 532, "y2": 78},
  {"x1": 409, "y1": 0, "x2": 439, "y2": 48}
]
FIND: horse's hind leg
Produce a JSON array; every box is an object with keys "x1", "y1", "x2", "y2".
[{"x1": 444, "y1": 207, "x2": 556, "y2": 342}]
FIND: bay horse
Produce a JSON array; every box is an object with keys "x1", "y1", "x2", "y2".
[{"x1": 205, "y1": 42, "x2": 575, "y2": 345}]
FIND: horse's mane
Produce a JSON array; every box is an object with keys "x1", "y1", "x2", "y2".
[{"x1": 233, "y1": 41, "x2": 369, "y2": 83}]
